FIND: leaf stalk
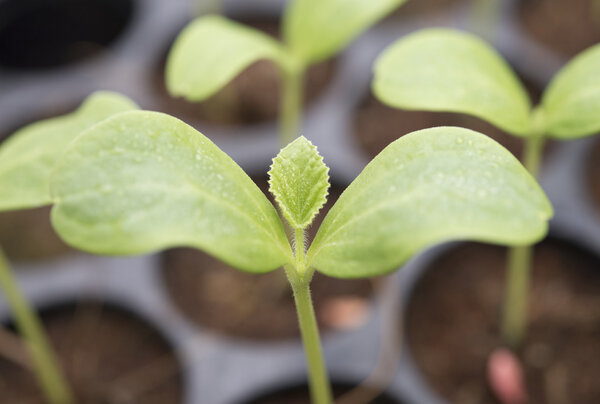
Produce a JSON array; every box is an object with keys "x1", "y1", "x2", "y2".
[
  {"x1": 286, "y1": 228, "x2": 333, "y2": 404},
  {"x1": 279, "y1": 59, "x2": 305, "y2": 146},
  {"x1": 501, "y1": 108, "x2": 546, "y2": 347},
  {"x1": 0, "y1": 247, "x2": 73, "y2": 404}
]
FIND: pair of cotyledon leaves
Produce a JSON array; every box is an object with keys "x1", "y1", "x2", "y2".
[
  {"x1": 0, "y1": 92, "x2": 551, "y2": 278},
  {"x1": 167, "y1": 0, "x2": 408, "y2": 101},
  {"x1": 373, "y1": 29, "x2": 600, "y2": 139}
]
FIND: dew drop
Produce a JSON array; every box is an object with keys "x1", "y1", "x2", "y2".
[
  {"x1": 195, "y1": 153, "x2": 202, "y2": 161},
  {"x1": 456, "y1": 137, "x2": 464, "y2": 144}
]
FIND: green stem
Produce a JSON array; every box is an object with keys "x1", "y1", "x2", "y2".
[
  {"x1": 192, "y1": 0, "x2": 222, "y2": 16},
  {"x1": 502, "y1": 246, "x2": 532, "y2": 347},
  {"x1": 592, "y1": 0, "x2": 600, "y2": 25},
  {"x1": 0, "y1": 247, "x2": 73, "y2": 404},
  {"x1": 286, "y1": 229, "x2": 333, "y2": 404},
  {"x1": 279, "y1": 60, "x2": 305, "y2": 147},
  {"x1": 501, "y1": 119, "x2": 546, "y2": 347},
  {"x1": 469, "y1": 0, "x2": 502, "y2": 39}
]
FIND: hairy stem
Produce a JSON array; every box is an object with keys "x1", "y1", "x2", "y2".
[
  {"x1": 0, "y1": 247, "x2": 73, "y2": 404},
  {"x1": 286, "y1": 229, "x2": 333, "y2": 404},
  {"x1": 502, "y1": 125, "x2": 545, "y2": 347},
  {"x1": 279, "y1": 61, "x2": 305, "y2": 147}
]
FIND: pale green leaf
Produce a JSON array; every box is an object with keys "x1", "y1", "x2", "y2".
[
  {"x1": 50, "y1": 111, "x2": 292, "y2": 273},
  {"x1": 283, "y1": 0, "x2": 406, "y2": 64},
  {"x1": 541, "y1": 43, "x2": 600, "y2": 138},
  {"x1": 307, "y1": 127, "x2": 552, "y2": 278},
  {"x1": 268, "y1": 136, "x2": 329, "y2": 230},
  {"x1": 166, "y1": 15, "x2": 285, "y2": 101},
  {"x1": 373, "y1": 29, "x2": 532, "y2": 137},
  {"x1": 0, "y1": 91, "x2": 138, "y2": 211}
]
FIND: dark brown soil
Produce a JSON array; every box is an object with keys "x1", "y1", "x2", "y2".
[
  {"x1": 354, "y1": 94, "x2": 525, "y2": 160},
  {"x1": 354, "y1": 76, "x2": 544, "y2": 160},
  {"x1": 0, "y1": 302, "x2": 183, "y2": 403},
  {"x1": 518, "y1": 0, "x2": 600, "y2": 58},
  {"x1": 153, "y1": 17, "x2": 337, "y2": 128},
  {"x1": 0, "y1": 206, "x2": 72, "y2": 261},
  {"x1": 405, "y1": 239, "x2": 600, "y2": 404},
  {"x1": 162, "y1": 180, "x2": 375, "y2": 340},
  {"x1": 0, "y1": 0, "x2": 134, "y2": 69},
  {"x1": 585, "y1": 137, "x2": 600, "y2": 211},
  {"x1": 242, "y1": 383, "x2": 402, "y2": 404}
]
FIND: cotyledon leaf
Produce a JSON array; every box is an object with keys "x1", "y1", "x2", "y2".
[
  {"x1": 284, "y1": 0, "x2": 406, "y2": 64},
  {"x1": 541, "y1": 43, "x2": 600, "y2": 139},
  {"x1": 268, "y1": 136, "x2": 329, "y2": 230},
  {"x1": 50, "y1": 111, "x2": 293, "y2": 273},
  {"x1": 307, "y1": 127, "x2": 553, "y2": 278},
  {"x1": 373, "y1": 29, "x2": 533, "y2": 137},
  {"x1": 0, "y1": 91, "x2": 138, "y2": 211},
  {"x1": 166, "y1": 15, "x2": 286, "y2": 102}
]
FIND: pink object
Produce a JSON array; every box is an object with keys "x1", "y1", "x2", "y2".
[{"x1": 487, "y1": 348, "x2": 528, "y2": 404}]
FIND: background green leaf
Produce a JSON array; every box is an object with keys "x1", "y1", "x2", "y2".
[
  {"x1": 50, "y1": 111, "x2": 292, "y2": 273},
  {"x1": 307, "y1": 127, "x2": 552, "y2": 278},
  {"x1": 373, "y1": 29, "x2": 532, "y2": 137},
  {"x1": 0, "y1": 92, "x2": 137, "y2": 211},
  {"x1": 283, "y1": 0, "x2": 406, "y2": 64},
  {"x1": 268, "y1": 136, "x2": 329, "y2": 230},
  {"x1": 541, "y1": 43, "x2": 600, "y2": 139},
  {"x1": 166, "y1": 15, "x2": 285, "y2": 101}
]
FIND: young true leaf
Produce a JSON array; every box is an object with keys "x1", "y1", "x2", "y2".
[
  {"x1": 50, "y1": 111, "x2": 292, "y2": 273},
  {"x1": 373, "y1": 29, "x2": 532, "y2": 137},
  {"x1": 268, "y1": 136, "x2": 329, "y2": 230},
  {"x1": 541, "y1": 43, "x2": 600, "y2": 138},
  {"x1": 0, "y1": 92, "x2": 138, "y2": 211},
  {"x1": 166, "y1": 15, "x2": 286, "y2": 102},
  {"x1": 307, "y1": 127, "x2": 552, "y2": 278},
  {"x1": 283, "y1": 0, "x2": 407, "y2": 64}
]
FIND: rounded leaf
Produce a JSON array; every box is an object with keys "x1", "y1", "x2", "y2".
[
  {"x1": 373, "y1": 29, "x2": 532, "y2": 137},
  {"x1": 307, "y1": 127, "x2": 552, "y2": 278},
  {"x1": 50, "y1": 111, "x2": 292, "y2": 273},
  {"x1": 166, "y1": 15, "x2": 285, "y2": 101},
  {"x1": 542, "y1": 43, "x2": 600, "y2": 139},
  {"x1": 0, "y1": 91, "x2": 138, "y2": 211},
  {"x1": 283, "y1": 0, "x2": 406, "y2": 64}
]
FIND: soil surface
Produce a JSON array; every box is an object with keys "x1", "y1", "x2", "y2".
[
  {"x1": 354, "y1": 77, "x2": 543, "y2": 160},
  {"x1": 154, "y1": 17, "x2": 337, "y2": 128},
  {"x1": 242, "y1": 383, "x2": 402, "y2": 404},
  {"x1": 0, "y1": 206, "x2": 72, "y2": 261},
  {"x1": 162, "y1": 180, "x2": 375, "y2": 340},
  {"x1": 518, "y1": 0, "x2": 600, "y2": 58},
  {"x1": 405, "y1": 239, "x2": 600, "y2": 404},
  {"x1": 0, "y1": 302, "x2": 182, "y2": 404}
]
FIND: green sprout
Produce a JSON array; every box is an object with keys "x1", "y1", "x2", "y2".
[
  {"x1": 45, "y1": 106, "x2": 551, "y2": 403},
  {"x1": 165, "y1": 0, "x2": 408, "y2": 146},
  {"x1": 0, "y1": 91, "x2": 138, "y2": 404},
  {"x1": 372, "y1": 28, "x2": 600, "y2": 347}
]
